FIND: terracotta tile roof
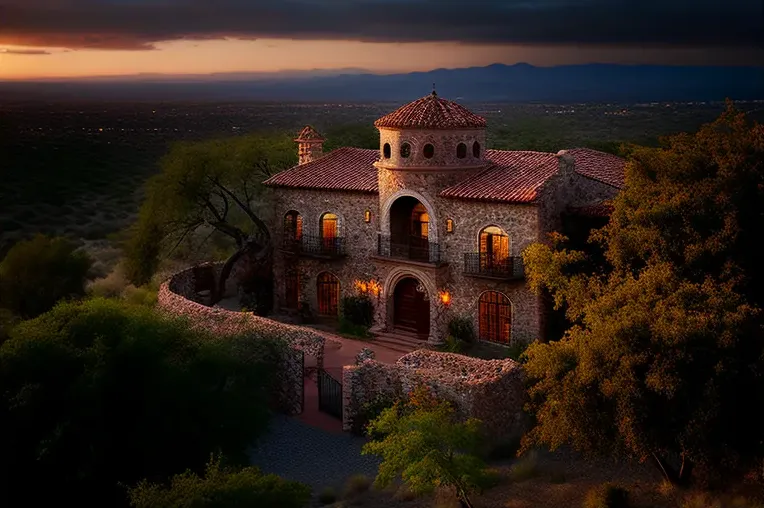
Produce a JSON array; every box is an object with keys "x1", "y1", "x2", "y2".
[
  {"x1": 566, "y1": 148, "x2": 625, "y2": 188},
  {"x1": 294, "y1": 125, "x2": 324, "y2": 142},
  {"x1": 264, "y1": 147, "x2": 625, "y2": 203},
  {"x1": 374, "y1": 92, "x2": 487, "y2": 130},
  {"x1": 263, "y1": 147, "x2": 378, "y2": 193},
  {"x1": 440, "y1": 150, "x2": 558, "y2": 203}
]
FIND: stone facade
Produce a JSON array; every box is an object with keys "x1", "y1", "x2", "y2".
[
  {"x1": 342, "y1": 350, "x2": 527, "y2": 440},
  {"x1": 268, "y1": 101, "x2": 622, "y2": 347}
]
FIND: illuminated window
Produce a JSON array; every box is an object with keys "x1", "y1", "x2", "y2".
[
  {"x1": 364, "y1": 210, "x2": 371, "y2": 223},
  {"x1": 479, "y1": 291, "x2": 511, "y2": 344},
  {"x1": 446, "y1": 219, "x2": 454, "y2": 233}
]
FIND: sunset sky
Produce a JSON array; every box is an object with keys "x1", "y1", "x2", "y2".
[{"x1": 0, "y1": 0, "x2": 761, "y2": 79}]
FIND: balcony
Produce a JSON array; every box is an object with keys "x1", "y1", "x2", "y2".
[
  {"x1": 377, "y1": 234, "x2": 442, "y2": 265},
  {"x1": 463, "y1": 253, "x2": 524, "y2": 280},
  {"x1": 282, "y1": 234, "x2": 346, "y2": 259}
]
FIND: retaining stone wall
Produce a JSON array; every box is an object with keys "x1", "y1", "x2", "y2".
[
  {"x1": 342, "y1": 349, "x2": 526, "y2": 439},
  {"x1": 158, "y1": 264, "x2": 329, "y2": 415}
]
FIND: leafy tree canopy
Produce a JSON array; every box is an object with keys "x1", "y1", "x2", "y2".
[
  {"x1": 521, "y1": 103, "x2": 764, "y2": 485},
  {"x1": 128, "y1": 457, "x2": 311, "y2": 508},
  {"x1": 124, "y1": 132, "x2": 296, "y2": 291},
  {"x1": 0, "y1": 298, "x2": 279, "y2": 506},
  {"x1": 362, "y1": 386, "x2": 494, "y2": 508},
  {"x1": 0, "y1": 234, "x2": 92, "y2": 319}
]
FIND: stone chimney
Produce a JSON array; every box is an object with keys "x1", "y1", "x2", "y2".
[
  {"x1": 295, "y1": 125, "x2": 325, "y2": 165},
  {"x1": 556, "y1": 150, "x2": 576, "y2": 176}
]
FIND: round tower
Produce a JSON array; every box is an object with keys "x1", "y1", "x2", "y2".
[
  {"x1": 373, "y1": 90, "x2": 487, "y2": 174},
  {"x1": 294, "y1": 125, "x2": 325, "y2": 165}
]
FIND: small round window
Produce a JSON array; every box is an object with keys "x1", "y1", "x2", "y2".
[
  {"x1": 472, "y1": 141, "x2": 481, "y2": 158},
  {"x1": 423, "y1": 143, "x2": 435, "y2": 159},
  {"x1": 456, "y1": 143, "x2": 467, "y2": 159},
  {"x1": 400, "y1": 142, "x2": 411, "y2": 158},
  {"x1": 383, "y1": 143, "x2": 391, "y2": 159}
]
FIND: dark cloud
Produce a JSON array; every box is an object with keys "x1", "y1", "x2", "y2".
[
  {"x1": 0, "y1": 0, "x2": 760, "y2": 51},
  {"x1": 1, "y1": 48, "x2": 51, "y2": 55}
]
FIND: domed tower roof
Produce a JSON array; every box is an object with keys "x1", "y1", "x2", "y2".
[
  {"x1": 374, "y1": 91, "x2": 486, "y2": 130},
  {"x1": 294, "y1": 125, "x2": 325, "y2": 142}
]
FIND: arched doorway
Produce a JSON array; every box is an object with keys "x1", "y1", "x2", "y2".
[
  {"x1": 317, "y1": 272, "x2": 339, "y2": 316},
  {"x1": 478, "y1": 291, "x2": 511, "y2": 344},
  {"x1": 393, "y1": 277, "x2": 430, "y2": 336},
  {"x1": 389, "y1": 196, "x2": 430, "y2": 262}
]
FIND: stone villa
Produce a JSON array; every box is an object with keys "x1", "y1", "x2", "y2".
[{"x1": 263, "y1": 92, "x2": 624, "y2": 346}]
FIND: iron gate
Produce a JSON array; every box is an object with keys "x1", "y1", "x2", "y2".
[{"x1": 317, "y1": 369, "x2": 343, "y2": 420}]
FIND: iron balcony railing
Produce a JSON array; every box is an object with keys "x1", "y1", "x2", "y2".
[
  {"x1": 377, "y1": 234, "x2": 442, "y2": 265},
  {"x1": 463, "y1": 253, "x2": 524, "y2": 279},
  {"x1": 283, "y1": 234, "x2": 346, "y2": 258}
]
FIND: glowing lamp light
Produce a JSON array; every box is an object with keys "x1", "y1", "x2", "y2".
[
  {"x1": 354, "y1": 280, "x2": 369, "y2": 294},
  {"x1": 368, "y1": 280, "x2": 382, "y2": 297},
  {"x1": 439, "y1": 290, "x2": 451, "y2": 306}
]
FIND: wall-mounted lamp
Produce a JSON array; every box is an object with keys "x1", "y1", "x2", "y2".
[
  {"x1": 446, "y1": 219, "x2": 454, "y2": 233},
  {"x1": 364, "y1": 210, "x2": 372, "y2": 223},
  {"x1": 439, "y1": 290, "x2": 452, "y2": 306}
]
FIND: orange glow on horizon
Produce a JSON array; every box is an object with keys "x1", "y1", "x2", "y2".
[{"x1": 1, "y1": 39, "x2": 761, "y2": 80}]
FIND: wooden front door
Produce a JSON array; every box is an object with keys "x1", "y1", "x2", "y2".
[
  {"x1": 317, "y1": 272, "x2": 339, "y2": 316},
  {"x1": 393, "y1": 277, "x2": 430, "y2": 336}
]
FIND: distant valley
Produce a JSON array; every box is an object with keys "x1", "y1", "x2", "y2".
[{"x1": 1, "y1": 63, "x2": 762, "y2": 103}]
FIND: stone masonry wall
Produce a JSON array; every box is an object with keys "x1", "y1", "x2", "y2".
[
  {"x1": 376, "y1": 128, "x2": 487, "y2": 171},
  {"x1": 271, "y1": 188, "x2": 380, "y2": 316},
  {"x1": 158, "y1": 265, "x2": 330, "y2": 415},
  {"x1": 342, "y1": 350, "x2": 527, "y2": 440}
]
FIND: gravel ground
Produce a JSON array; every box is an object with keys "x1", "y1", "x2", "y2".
[{"x1": 249, "y1": 414, "x2": 381, "y2": 491}]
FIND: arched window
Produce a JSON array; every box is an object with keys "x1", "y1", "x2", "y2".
[
  {"x1": 320, "y1": 212, "x2": 339, "y2": 251},
  {"x1": 383, "y1": 143, "x2": 391, "y2": 159},
  {"x1": 456, "y1": 143, "x2": 467, "y2": 159},
  {"x1": 284, "y1": 210, "x2": 303, "y2": 244},
  {"x1": 423, "y1": 143, "x2": 435, "y2": 159},
  {"x1": 479, "y1": 226, "x2": 509, "y2": 271},
  {"x1": 400, "y1": 142, "x2": 411, "y2": 158},
  {"x1": 317, "y1": 272, "x2": 340, "y2": 316},
  {"x1": 479, "y1": 291, "x2": 511, "y2": 344},
  {"x1": 472, "y1": 141, "x2": 481, "y2": 158}
]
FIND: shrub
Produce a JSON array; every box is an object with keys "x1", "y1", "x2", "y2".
[
  {"x1": 506, "y1": 341, "x2": 529, "y2": 362},
  {"x1": 484, "y1": 435, "x2": 522, "y2": 461},
  {"x1": 352, "y1": 392, "x2": 398, "y2": 436},
  {"x1": 338, "y1": 317, "x2": 373, "y2": 339},
  {"x1": 0, "y1": 298, "x2": 279, "y2": 506},
  {"x1": 343, "y1": 474, "x2": 371, "y2": 498},
  {"x1": 508, "y1": 452, "x2": 541, "y2": 482},
  {"x1": 447, "y1": 316, "x2": 475, "y2": 343},
  {"x1": 318, "y1": 487, "x2": 337, "y2": 505},
  {"x1": 128, "y1": 457, "x2": 311, "y2": 508},
  {"x1": 583, "y1": 483, "x2": 630, "y2": 508},
  {"x1": 341, "y1": 295, "x2": 373, "y2": 327},
  {"x1": 0, "y1": 234, "x2": 92, "y2": 318},
  {"x1": 442, "y1": 335, "x2": 468, "y2": 354}
]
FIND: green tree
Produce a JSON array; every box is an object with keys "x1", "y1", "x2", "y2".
[
  {"x1": 0, "y1": 298, "x2": 280, "y2": 506},
  {"x1": 521, "y1": 103, "x2": 764, "y2": 485},
  {"x1": 362, "y1": 386, "x2": 494, "y2": 508},
  {"x1": 128, "y1": 457, "x2": 311, "y2": 508},
  {"x1": 124, "y1": 133, "x2": 296, "y2": 300},
  {"x1": 0, "y1": 234, "x2": 92, "y2": 319}
]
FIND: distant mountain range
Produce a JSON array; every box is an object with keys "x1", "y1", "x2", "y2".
[{"x1": 2, "y1": 63, "x2": 762, "y2": 103}]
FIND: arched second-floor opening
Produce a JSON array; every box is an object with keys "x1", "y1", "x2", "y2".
[
  {"x1": 284, "y1": 210, "x2": 303, "y2": 244},
  {"x1": 478, "y1": 291, "x2": 512, "y2": 344},
  {"x1": 479, "y1": 225, "x2": 510, "y2": 270},
  {"x1": 385, "y1": 196, "x2": 433, "y2": 263}
]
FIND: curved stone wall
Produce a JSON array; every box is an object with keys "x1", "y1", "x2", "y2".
[
  {"x1": 342, "y1": 349, "x2": 526, "y2": 439},
  {"x1": 158, "y1": 264, "x2": 331, "y2": 415}
]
